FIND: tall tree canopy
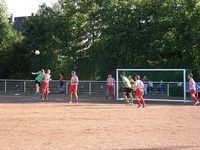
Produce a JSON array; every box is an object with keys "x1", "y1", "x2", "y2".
[
  {"x1": 1, "y1": 0, "x2": 200, "y2": 80},
  {"x1": 0, "y1": 0, "x2": 17, "y2": 78}
]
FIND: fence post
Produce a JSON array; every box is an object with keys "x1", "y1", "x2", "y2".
[
  {"x1": 66, "y1": 81, "x2": 68, "y2": 95},
  {"x1": 89, "y1": 81, "x2": 92, "y2": 95},
  {"x1": 24, "y1": 80, "x2": 26, "y2": 93},
  {"x1": 5, "y1": 81, "x2": 7, "y2": 93},
  {"x1": 167, "y1": 83, "x2": 169, "y2": 97}
]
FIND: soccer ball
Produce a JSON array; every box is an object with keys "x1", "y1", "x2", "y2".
[{"x1": 35, "y1": 50, "x2": 40, "y2": 55}]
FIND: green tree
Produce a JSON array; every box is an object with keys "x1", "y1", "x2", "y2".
[
  {"x1": 7, "y1": 0, "x2": 200, "y2": 80},
  {"x1": 0, "y1": 0, "x2": 17, "y2": 78}
]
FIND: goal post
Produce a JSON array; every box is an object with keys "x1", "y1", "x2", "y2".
[{"x1": 116, "y1": 69, "x2": 191, "y2": 103}]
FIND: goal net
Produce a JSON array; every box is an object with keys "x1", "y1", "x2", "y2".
[{"x1": 116, "y1": 69, "x2": 191, "y2": 103}]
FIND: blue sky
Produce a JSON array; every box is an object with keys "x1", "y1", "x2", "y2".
[{"x1": 4, "y1": 0, "x2": 58, "y2": 17}]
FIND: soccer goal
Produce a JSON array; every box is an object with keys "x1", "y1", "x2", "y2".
[{"x1": 116, "y1": 69, "x2": 191, "y2": 103}]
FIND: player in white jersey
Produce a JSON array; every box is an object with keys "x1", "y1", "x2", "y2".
[
  {"x1": 68, "y1": 71, "x2": 79, "y2": 103},
  {"x1": 134, "y1": 75, "x2": 145, "y2": 108},
  {"x1": 41, "y1": 69, "x2": 51, "y2": 101},
  {"x1": 188, "y1": 73, "x2": 199, "y2": 105},
  {"x1": 106, "y1": 74, "x2": 115, "y2": 99}
]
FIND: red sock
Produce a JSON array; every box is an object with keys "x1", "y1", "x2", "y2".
[
  {"x1": 192, "y1": 96, "x2": 198, "y2": 102},
  {"x1": 112, "y1": 93, "x2": 115, "y2": 98},
  {"x1": 46, "y1": 87, "x2": 49, "y2": 97},
  {"x1": 136, "y1": 98, "x2": 140, "y2": 105},
  {"x1": 141, "y1": 98, "x2": 145, "y2": 105},
  {"x1": 41, "y1": 88, "x2": 44, "y2": 97}
]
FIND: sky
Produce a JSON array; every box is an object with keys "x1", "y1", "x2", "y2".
[{"x1": 4, "y1": 0, "x2": 58, "y2": 17}]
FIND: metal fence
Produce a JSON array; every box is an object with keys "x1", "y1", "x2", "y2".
[
  {"x1": 0, "y1": 79, "x2": 192, "y2": 102},
  {"x1": 0, "y1": 80, "x2": 108, "y2": 95}
]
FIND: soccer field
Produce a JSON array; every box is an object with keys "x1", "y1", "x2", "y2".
[{"x1": 0, "y1": 96, "x2": 199, "y2": 149}]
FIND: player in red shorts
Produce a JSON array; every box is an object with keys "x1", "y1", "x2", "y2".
[
  {"x1": 188, "y1": 73, "x2": 199, "y2": 105},
  {"x1": 68, "y1": 71, "x2": 79, "y2": 103},
  {"x1": 41, "y1": 69, "x2": 51, "y2": 101},
  {"x1": 134, "y1": 75, "x2": 145, "y2": 108},
  {"x1": 106, "y1": 74, "x2": 115, "y2": 99}
]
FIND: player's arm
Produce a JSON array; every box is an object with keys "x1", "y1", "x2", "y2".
[
  {"x1": 75, "y1": 77, "x2": 79, "y2": 83},
  {"x1": 141, "y1": 82, "x2": 144, "y2": 89},
  {"x1": 121, "y1": 84, "x2": 125, "y2": 88},
  {"x1": 121, "y1": 81, "x2": 126, "y2": 88},
  {"x1": 134, "y1": 82, "x2": 138, "y2": 91},
  {"x1": 49, "y1": 75, "x2": 52, "y2": 81},
  {"x1": 31, "y1": 71, "x2": 39, "y2": 75}
]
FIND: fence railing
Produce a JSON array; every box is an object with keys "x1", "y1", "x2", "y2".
[
  {"x1": 0, "y1": 80, "x2": 109, "y2": 95},
  {"x1": 0, "y1": 79, "x2": 192, "y2": 102}
]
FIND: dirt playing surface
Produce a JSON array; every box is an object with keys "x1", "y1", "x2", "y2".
[{"x1": 0, "y1": 96, "x2": 199, "y2": 150}]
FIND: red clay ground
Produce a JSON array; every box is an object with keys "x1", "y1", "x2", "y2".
[{"x1": 0, "y1": 95, "x2": 199, "y2": 150}]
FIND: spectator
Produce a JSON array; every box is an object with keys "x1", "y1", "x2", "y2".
[{"x1": 58, "y1": 73, "x2": 65, "y2": 92}]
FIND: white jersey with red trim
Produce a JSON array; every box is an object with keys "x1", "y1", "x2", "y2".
[
  {"x1": 71, "y1": 76, "x2": 79, "y2": 85},
  {"x1": 134, "y1": 79, "x2": 144, "y2": 91},
  {"x1": 107, "y1": 77, "x2": 115, "y2": 86},
  {"x1": 189, "y1": 78, "x2": 196, "y2": 91},
  {"x1": 43, "y1": 74, "x2": 51, "y2": 83}
]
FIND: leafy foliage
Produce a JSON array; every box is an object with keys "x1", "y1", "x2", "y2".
[{"x1": 1, "y1": 0, "x2": 200, "y2": 80}]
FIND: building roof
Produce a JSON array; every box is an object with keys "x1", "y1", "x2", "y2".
[{"x1": 8, "y1": 14, "x2": 31, "y2": 32}]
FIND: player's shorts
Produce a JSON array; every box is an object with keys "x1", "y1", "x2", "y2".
[
  {"x1": 107, "y1": 85, "x2": 114, "y2": 91},
  {"x1": 122, "y1": 87, "x2": 133, "y2": 93},
  {"x1": 42, "y1": 81, "x2": 48, "y2": 89},
  {"x1": 35, "y1": 80, "x2": 41, "y2": 86},
  {"x1": 70, "y1": 84, "x2": 78, "y2": 93},
  {"x1": 190, "y1": 89, "x2": 196, "y2": 95},
  {"x1": 136, "y1": 89, "x2": 144, "y2": 97}
]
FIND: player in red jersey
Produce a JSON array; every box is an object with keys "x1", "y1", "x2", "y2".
[
  {"x1": 68, "y1": 71, "x2": 79, "y2": 103},
  {"x1": 41, "y1": 69, "x2": 51, "y2": 101},
  {"x1": 106, "y1": 74, "x2": 115, "y2": 99},
  {"x1": 134, "y1": 75, "x2": 145, "y2": 108},
  {"x1": 188, "y1": 73, "x2": 199, "y2": 106}
]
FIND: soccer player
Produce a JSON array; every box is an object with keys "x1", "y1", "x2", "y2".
[
  {"x1": 59, "y1": 73, "x2": 65, "y2": 88},
  {"x1": 120, "y1": 73, "x2": 133, "y2": 105},
  {"x1": 106, "y1": 74, "x2": 115, "y2": 99},
  {"x1": 128, "y1": 75, "x2": 135, "y2": 90},
  {"x1": 135, "y1": 75, "x2": 145, "y2": 108},
  {"x1": 68, "y1": 71, "x2": 79, "y2": 104},
  {"x1": 31, "y1": 69, "x2": 45, "y2": 96},
  {"x1": 128, "y1": 75, "x2": 135, "y2": 103},
  {"x1": 188, "y1": 73, "x2": 199, "y2": 105},
  {"x1": 41, "y1": 69, "x2": 51, "y2": 101},
  {"x1": 59, "y1": 72, "x2": 65, "y2": 92}
]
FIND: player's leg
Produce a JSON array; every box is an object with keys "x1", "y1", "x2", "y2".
[
  {"x1": 106, "y1": 86, "x2": 109, "y2": 99},
  {"x1": 128, "y1": 88, "x2": 133, "y2": 104},
  {"x1": 36, "y1": 84, "x2": 39, "y2": 92},
  {"x1": 68, "y1": 85, "x2": 73, "y2": 103},
  {"x1": 123, "y1": 91, "x2": 130, "y2": 104},
  {"x1": 190, "y1": 90, "x2": 199, "y2": 105},
  {"x1": 69, "y1": 92, "x2": 73, "y2": 103},
  {"x1": 129, "y1": 93, "x2": 133, "y2": 104},
  {"x1": 135, "y1": 89, "x2": 141, "y2": 107},
  {"x1": 74, "y1": 92, "x2": 78, "y2": 103},
  {"x1": 111, "y1": 85, "x2": 115, "y2": 99},
  {"x1": 74, "y1": 85, "x2": 78, "y2": 103},
  {"x1": 135, "y1": 96, "x2": 141, "y2": 107},
  {"x1": 126, "y1": 89, "x2": 133, "y2": 104},
  {"x1": 34, "y1": 81, "x2": 40, "y2": 96},
  {"x1": 141, "y1": 96, "x2": 145, "y2": 107},
  {"x1": 45, "y1": 85, "x2": 49, "y2": 101},
  {"x1": 140, "y1": 90, "x2": 145, "y2": 107},
  {"x1": 41, "y1": 82, "x2": 45, "y2": 101}
]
